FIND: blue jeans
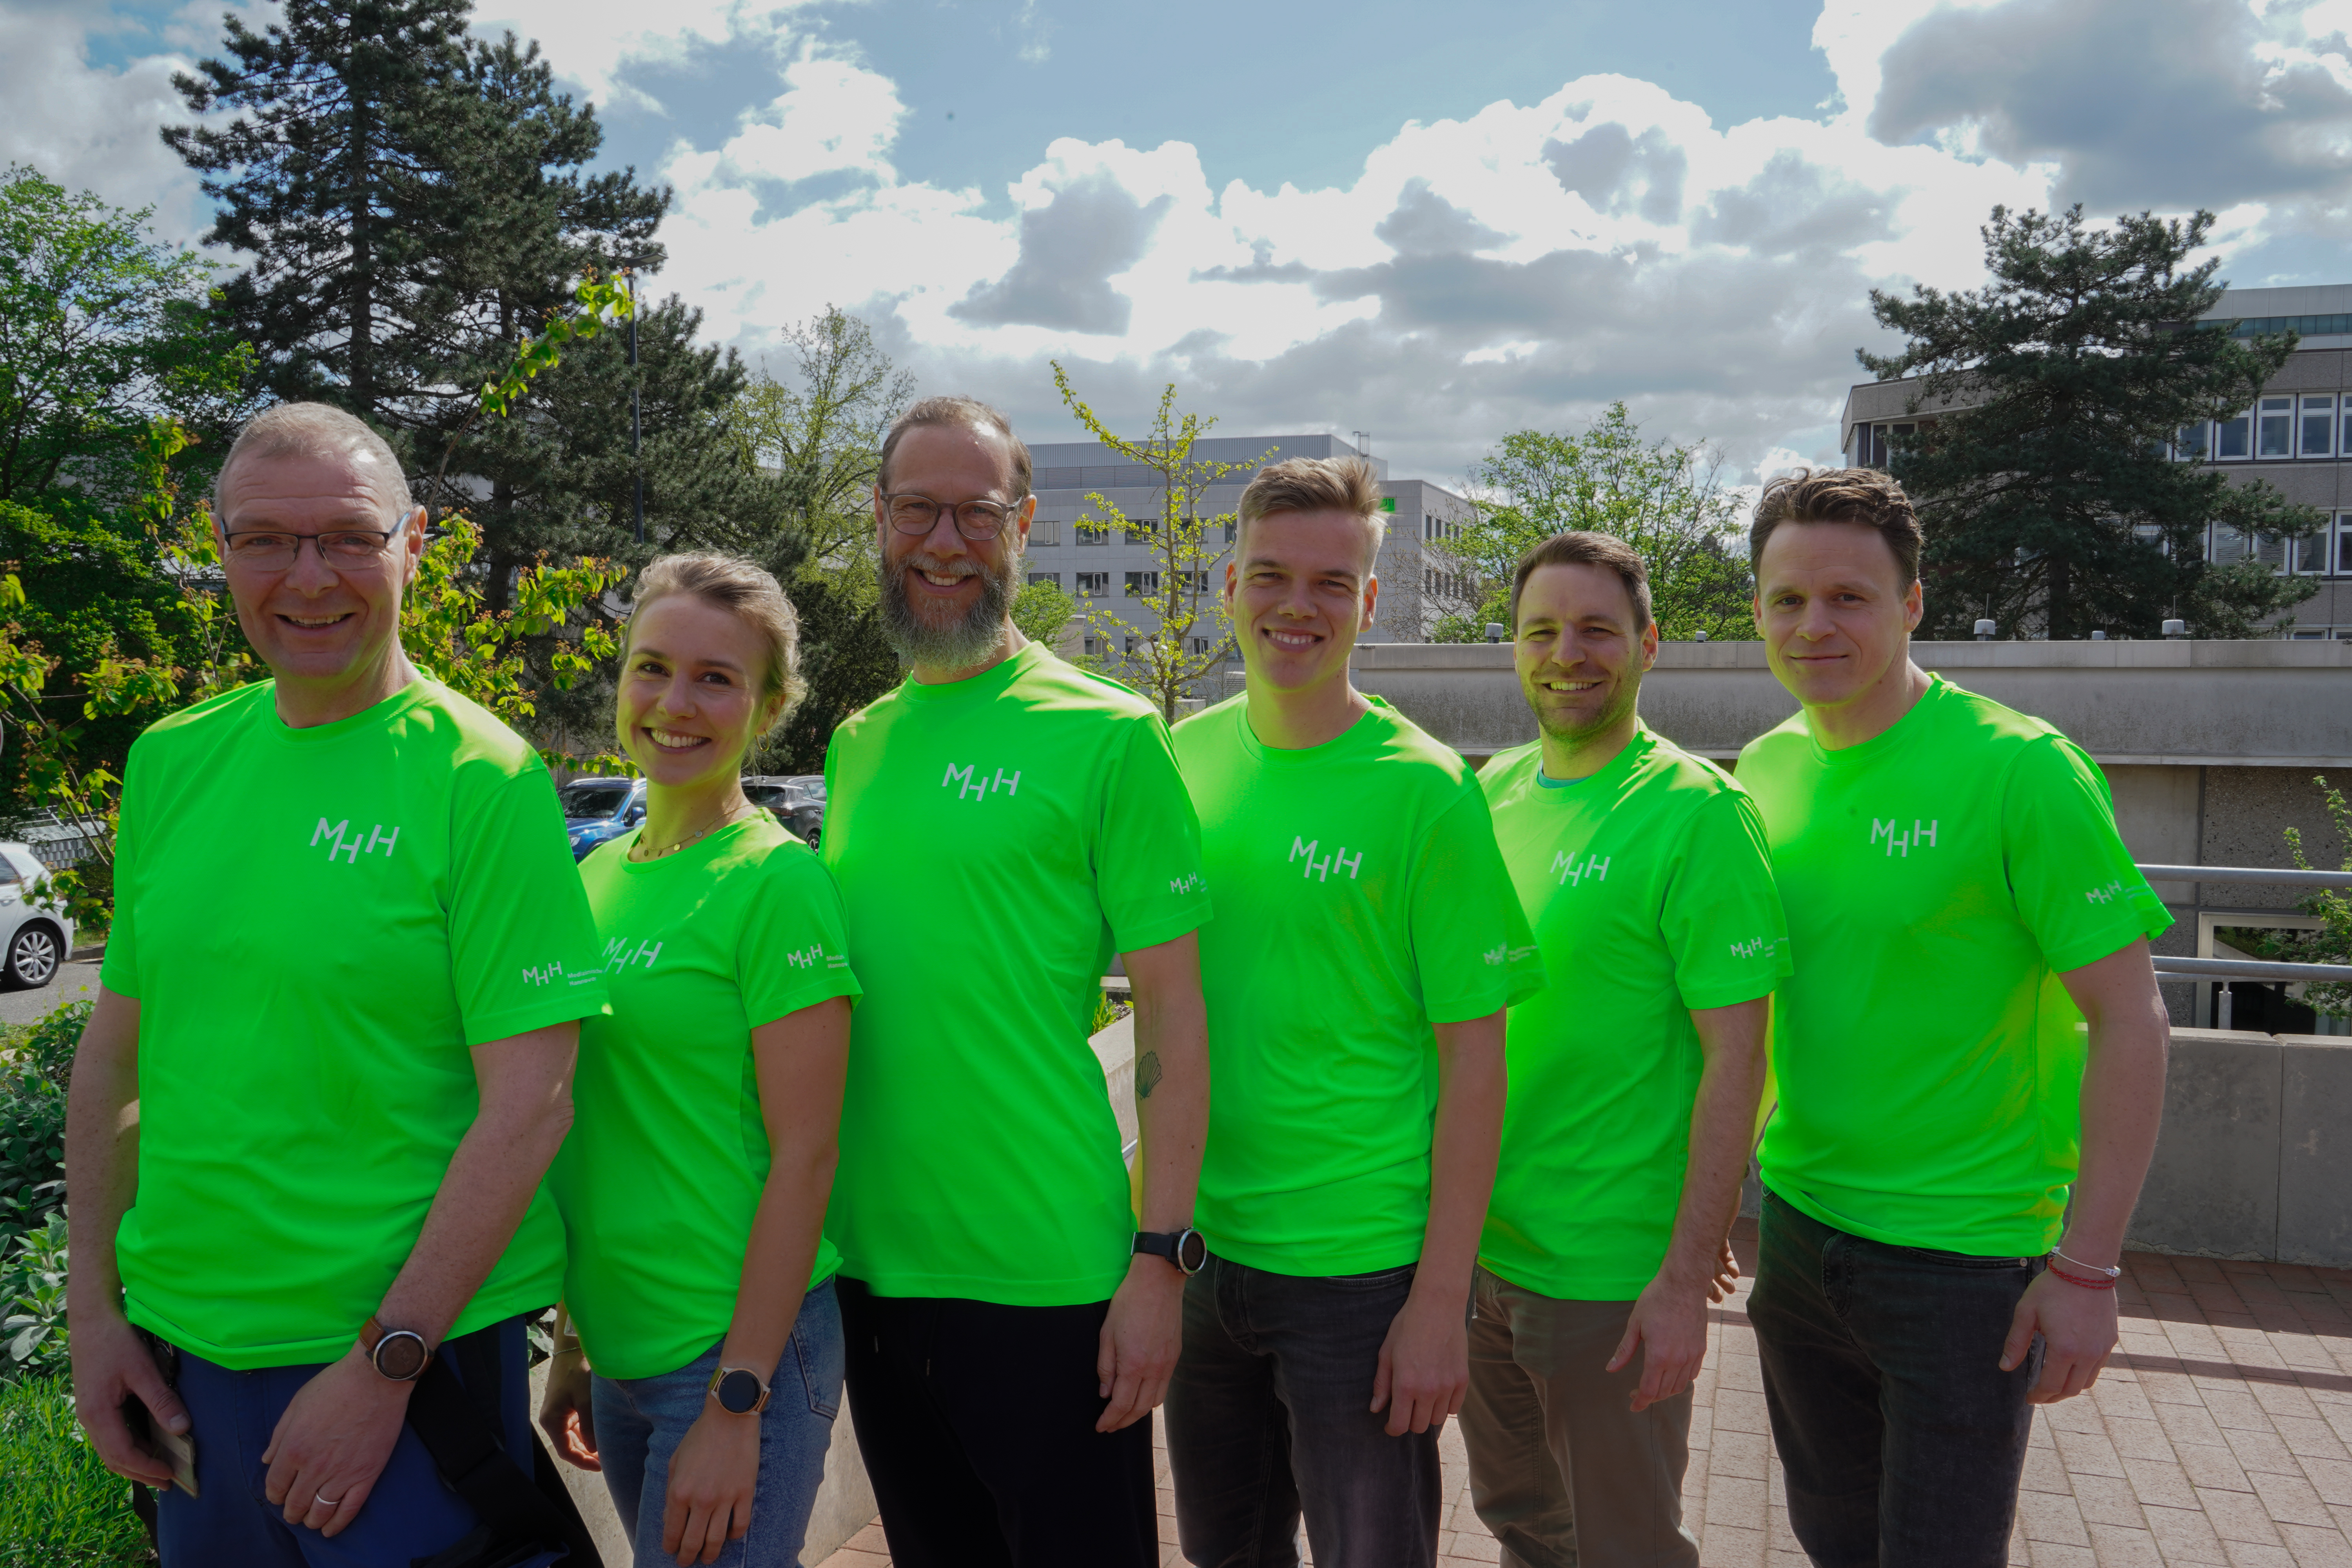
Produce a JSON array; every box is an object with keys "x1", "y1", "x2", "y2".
[
  {"x1": 1165, "y1": 1255, "x2": 1443, "y2": 1568},
  {"x1": 155, "y1": 1314, "x2": 559, "y2": 1568},
  {"x1": 1747, "y1": 1191, "x2": 2045, "y2": 1568},
  {"x1": 590, "y1": 1278, "x2": 843, "y2": 1568}
]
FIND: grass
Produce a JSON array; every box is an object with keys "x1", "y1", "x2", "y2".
[{"x1": 0, "y1": 1376, "x2": 153, "y2": 1566}]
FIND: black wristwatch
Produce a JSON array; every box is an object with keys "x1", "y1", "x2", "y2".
[
  {"x1": 1134, "y1": 1227, "x2": 1208, "y2": 1276},
  {"x1": 708, "y1": 1365, "x2": 771, "y2": 1416}
]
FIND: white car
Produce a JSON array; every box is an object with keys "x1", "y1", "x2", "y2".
[{"x1": 0, "y1": 843, "x2": 76, "y2": 990}]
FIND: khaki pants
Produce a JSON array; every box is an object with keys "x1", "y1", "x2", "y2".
[{"x1": 1462, "y1": 1267, "x2": 1700, "y2": 1568}]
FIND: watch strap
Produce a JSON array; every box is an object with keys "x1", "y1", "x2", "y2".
[
  {"x1": 1133, "y1": 1227, "x2": 1207, "y2": 1275},
  {"x1": 359, "y1": 1315, "x2": 432, "y2": 1382},
  {"x1": 708, "y1": 1365, "x2": 772, "y2": 1415}
]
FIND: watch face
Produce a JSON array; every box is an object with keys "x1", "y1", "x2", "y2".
[
  {"x1": 715, "y1": 1368, "x2": 764, "y2": 1415},
  {"x1": 375, "y1": 1331, "x2": 429, "y2": 1381},
  {"x1": 1175, "y1": 1229, "x2": 1209, "y2": 1274}
]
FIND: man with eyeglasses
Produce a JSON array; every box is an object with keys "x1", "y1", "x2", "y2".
[
  {"x1": 820, "y1": 396, "x2": 1213, "y2": 1566},
  {"x1": 67, "y1": 403, "x2": 607, "y2": 1568}
]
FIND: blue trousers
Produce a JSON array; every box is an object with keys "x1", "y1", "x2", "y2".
[
  {"x1": 589, "y1": 1278, "x2": 844, "y2": 1568},
  {"x1": 1747, "y1": 1191, "x2": 2046, "y2": 1568},
  {"x1": 155, "y1": 1313, "x2": 560, "y2": 1568}
]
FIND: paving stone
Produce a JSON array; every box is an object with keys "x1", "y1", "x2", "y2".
[{"x1": 2273, "y1": 1523, "x2": 2352, "y2": 1568}]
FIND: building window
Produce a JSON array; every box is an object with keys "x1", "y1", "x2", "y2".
[
  {"x1": 2216, "y1": 408, "x2": 2252, "y2": 460},
  {"x1": 1028, "y1": 572, "x2": 1062, "y2": 588},
  {"x1": 1169, "y1": 570, "x2": 1210, "y2": 595},
  {"x1": 1076, "y1": 572, "x2": 1109, "y2": 597},
  {"x1": 1028, "y1": 517, "x2": 1060, "y2": 546},
  {"x1": 2174, "y1": 421, "x2": 2210, "y2": 461},
  {"x1": 1083, "y1": 635, "x2": 1105, "y2": 656},
  {"x1": 1123, "y1": 570, "x2": 1159, "y2": 599},
  {"x1": 2301, "y1": 395, "x2": 2336, "y2": 459},
  {"x1": 1190, "y1": 636, "x2": 1213, "y2": 655},
  {"x1": 1124, "y1": 521, "x2": 1157, "y2": 545},
  {"x1": 1223, "y1": 519, "x2": 1238, "y2": 543},
  {"x1": 2258, "y1": 396, "x2": 2294, "y2": 458},
  {"x1": 2335, "y1": 515, "x2": 2352, "y2": 577},
  {"x1": 1124, "y1": 636, "x2": 1142, "y2": 655},
  {"x1": 1076, "y1": 519, "x2": 1108, "y2": 545}
]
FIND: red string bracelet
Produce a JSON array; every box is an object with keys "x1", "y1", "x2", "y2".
[{"x1": 2046, "y1": 1261, "x2": 2119, "y2": 1290}]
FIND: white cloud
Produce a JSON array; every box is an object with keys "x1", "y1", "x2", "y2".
[{"x1": 471, "y1": 0, "x2": 830, "y2": 109}]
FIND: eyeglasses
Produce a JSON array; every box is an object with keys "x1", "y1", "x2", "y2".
[
  {"x1": 221, "y1": 528, "x2": 405, "y2": 571},
  {"x1": 882, "y1": 492, "x2": 1020, "y2": 541}
]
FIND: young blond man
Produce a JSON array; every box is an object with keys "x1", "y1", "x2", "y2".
[{"x1": 1165, "y1": 457, "x2": 1542, "y2": 1568}]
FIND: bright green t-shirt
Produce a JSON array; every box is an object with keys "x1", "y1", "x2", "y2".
[
  {"x1": 820, "y1": 643, "x2": 1211, "y2": 1305},
  {"x1": 1479, "y1": 728, "x2": 1791, "y2": 1301},
  {"x1": 551, "y1": 817, "x2": 862, "y2": 1380},
  {"x1": 1736, "y1": 675, "x2": 2172, "y2": 1257},
  {"x1": 1174, "y1": 695, "x2": 1544, "y2": 1279},
  {"x1": 101, "y1": 680, "x2": 609, "y2": 1370}
]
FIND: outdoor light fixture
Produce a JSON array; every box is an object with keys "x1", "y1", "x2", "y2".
[
  {"x1": 1974, "y1": 619, "x2": 1996, "y2": 640},
  {"x1": 2091, "y1": 629, "x2": 2107, "y2": 641},
  {"x1": 1695, "y1": 630, "x2": 1709, "y2": 642},
  {"x1": 1484, "y1": 623, "x2": 1506, "y2": 643},
  {"x1": 2163, "y1": 618, "x2": 2187, "y2": 639}
]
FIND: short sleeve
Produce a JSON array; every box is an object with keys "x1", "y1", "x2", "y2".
[
  {"x1": 447, "y1": 769, "x2": 612, "y2": 1045},
  {"x1": 1659, "y1": 789, "x2": 1792, "y2": 1011},
  {"x1": 1094, "y1": 714, "x2": 1213, "y2": 953},
  {"x1": 2001, "y1": 737, "x2": 2172, "y2": 974},
  {"x1": 98, "y1": 752, "x2": 147, "y2": 1000},
  {"x1": 737, "y1": 852, "x2": 864, "y2": 1027},
  {"x1": 1410, "y1": 787, "x2": 1547, "y2": 1024}
]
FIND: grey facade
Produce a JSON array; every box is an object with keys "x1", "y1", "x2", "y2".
[
  {"x1": 1841, "y1": 282, "x2": 2352, "y2": 637},
  {"x1": 1016, "y1": 432, "x2": 1471, "y2": 655}
]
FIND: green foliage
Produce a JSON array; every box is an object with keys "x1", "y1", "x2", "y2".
[
  {"x1": 1050, "y1": 367, "x2": 1264, "y2": 718},
  {"x1": 2222, "y1": 775, "x2": 2352, "y2": 1020},
  {"x1": 0, "y1": 999, "x2": 80, "y2": 1262},
  {"x1": 0, "y1": 165, "x2": 252, "y2": 508},
  {"x1": 730, "y1": 307, "x2": 912, "y2": 573},
  {"x1": 1446, "y1": 403, "x2": 1753, "y2": 640},
  {"x1": 1862, "y1": 205, "x2": 2323, "y2": 640},
  {"x1": 0, "y1": 1376, "x2": 152, "y2": 1564},
  {"x1": 1, "y1": 1214, "x2": 69, "y2": 1386},
  {"x1": 1012, "y1": 578, "x2": 1079, "y2": 649}
]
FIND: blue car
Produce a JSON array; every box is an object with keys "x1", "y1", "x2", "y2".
[{"x1": 558, "y1": 776, "x2": 646, "y2": 861}]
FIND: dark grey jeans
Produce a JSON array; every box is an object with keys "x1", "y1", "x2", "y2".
[
  {"x1": 1747, "y1": 1190, "x2": 2046, "y2": 1568},
  {"x1": 1164, "y1": 1255, "x2": 1443, "y2": 1568}
]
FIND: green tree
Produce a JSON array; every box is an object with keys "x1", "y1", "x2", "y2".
[
  {"x1": 1438, "y1": 402, "x2": 1752, "y2": 641},
  {"x1": 1051, "y1": 366, "x2": 1266, "y2": 717},
  {"x1": 730, "y1": 306, "x2": 912, "y2": 572},
  {"x1": 1862, "y1": 205, "x2": 2321, "y2": 640},
  {"x1": 2221, "y1": 775, "x2": 2352, "y2": 1023},
  {"x1": 0, "y1": 165, "x2": 252, "y2": 506}
]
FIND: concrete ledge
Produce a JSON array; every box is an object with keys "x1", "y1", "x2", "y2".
[
  {"x1": 2129, "y1": 1027, "x2": 2282, "y2": 1261},
  {"x1": 2278, "y1": 1033, "x2": 2352, "y2": 1267}
]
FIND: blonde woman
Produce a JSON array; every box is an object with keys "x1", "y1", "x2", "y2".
[{"x1": 539, "y1": 554, "x2": 858, "y2": 1568}]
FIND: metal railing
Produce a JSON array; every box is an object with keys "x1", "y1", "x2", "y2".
[{"x1": 2138, "y1": 862, "x2": 2351, "y2": 1029}]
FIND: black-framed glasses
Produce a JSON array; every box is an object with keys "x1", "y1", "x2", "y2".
[
  {"x1": 882, "y1": 492, "x2": 1019, "y2": 541},
  {"x1": 221, "y1": 527, "x2": 405, "y2": 571}
]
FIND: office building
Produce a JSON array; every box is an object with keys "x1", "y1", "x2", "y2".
[{"x1": 1842, "y1": 282, "x2": 2352, "y2": 636}]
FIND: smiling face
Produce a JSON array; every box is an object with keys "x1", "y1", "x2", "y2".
[
  {"x1": 216, "y1": 450, "x2": 423, "y2": 698},
  {"x1": 1753, "y1": 519, "x2": 1923, "y2": 711},
  {"x1": 616, "y1": 593, "x2": 782, "y2": 790},
  {"x1": 1514, "y1": 561, "x2": 1657, "y2": 745},
  {"x1": 1226, "y1": 508, "x2": 1379, "y2": 694},
  {"x1": 874, "y1": 421, "x2": 1033, "y2": 676}
]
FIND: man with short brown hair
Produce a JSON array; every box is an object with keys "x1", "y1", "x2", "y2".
[
  {"x1": 1466, "y1": 530, "x2": 1783, "y2": 1568},
  {"x1": 1737, "y1": 467, "x2": 2171, "y2": 1567}
]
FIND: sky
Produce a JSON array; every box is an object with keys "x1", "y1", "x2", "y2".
[{"x1": 7, "y1": 0, "x2": 2352, "y2": 489}]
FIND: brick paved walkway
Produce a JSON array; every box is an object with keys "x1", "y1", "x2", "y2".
[{"x1": 817, "y1": 1225, "x2": 2352, "y2": 1568}]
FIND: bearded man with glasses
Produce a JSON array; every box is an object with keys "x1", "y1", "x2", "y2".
[
  {"x1": 820, "y1": 396, "x2": 1213, "y2": 1567},
  {"x1": 66, "y1": 403, "x2": 608, "y2": 1568}
]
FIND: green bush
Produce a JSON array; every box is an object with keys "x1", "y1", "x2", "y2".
[
  {"x1": 0, "y1": 998, "x2": 83, "y2": 1254},
  {"x1": 3, "y1": 1212, "x2": 70, "y2": 1385},
  {"x1": 0, "y1": 1376, "x2": 152, "y2": 1565}
]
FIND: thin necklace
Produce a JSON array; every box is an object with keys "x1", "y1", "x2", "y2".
[{"x1": 630, "y1": 799, "x2": 755, "y2": 862}]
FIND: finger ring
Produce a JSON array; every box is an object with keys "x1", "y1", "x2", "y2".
[{"x1": 314, "y1": 1492, "x2": 343, "y2": 1508}]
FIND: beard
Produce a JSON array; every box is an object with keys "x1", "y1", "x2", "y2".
[
  {"x1": 1530, "y1": 672, "x2": 1641, "y2": 746},
  {"x1": 880, "y1": 541, "x2": 1023, "y2": 669}
]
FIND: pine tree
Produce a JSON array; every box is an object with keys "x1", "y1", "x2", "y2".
[
  {"x1": 165, "y1": 0, "x2": 475, "y2": 427},
  {"x1": 1863, "y1": 206, "x2": 2323, "y2": 640}
]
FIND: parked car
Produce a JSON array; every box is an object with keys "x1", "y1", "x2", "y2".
[
  {"x1": 558, "y1": 776, "x2": 646, "y2": 862},
  {"x1": 0, "y1": 842, "x2": 76, "y2": 989},
  {"x1": 742, "y1": 775, "x2": 826, "y2": 848}
]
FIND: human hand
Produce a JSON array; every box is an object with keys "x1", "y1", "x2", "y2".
[
  {"x1": 71, "y1": 1310, "x2": 187, "y2": 1488},
  {"x1": 537, "y1": 1349, "x2": 600, "y2": 1470},
  {"x1": 662, "y1": 1401, "x2": 759, "y2": 1565},
  {"x1": 1707, "y1": 1238, "x2": 1741, "y2": 1304},
  {"x1": 261, "y1": 1348, "x2": 413, "y2": 1536},
  {"x1": 1608, "y1": 1267, "x2": 1710, "y2": 1412},
  {"x1": 2002, "y1": 1267, "x2": 2117, "y2": 1404},
  {"x1": 1370, "y1": 1279, "x2": 1466, "y2": 1437},
  {"x1": 1096, "y1": 1256, "x2": 1185, "y2": 1432}
]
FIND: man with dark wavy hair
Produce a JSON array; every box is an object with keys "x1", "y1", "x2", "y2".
[{"x1": 1736, "y1": 467, "x2": 2171, "y2": 1568}]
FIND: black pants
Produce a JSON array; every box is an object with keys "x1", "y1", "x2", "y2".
[
  {"x1": 836, "y1": 1277, "x2": 1157, "y2": 1568},
  {"x1": 1165, "y1": 1256, "x2": 1442, "y2": 1568},
  {"x1": 1747, "y1": 1191, "x2": 2045, "y2": 1568}
]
